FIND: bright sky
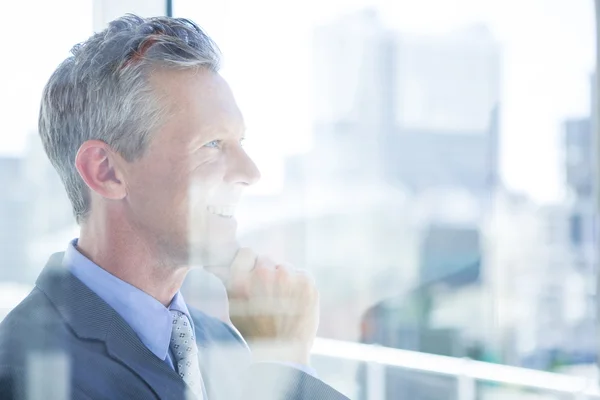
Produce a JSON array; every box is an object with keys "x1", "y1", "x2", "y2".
[{"x1": 0, "y1": 0, "x2": 595, "y2": 203}]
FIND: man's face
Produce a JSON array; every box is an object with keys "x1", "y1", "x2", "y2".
[{"x1": 122, "y1": 68, "x2": 260, "y2": 268}]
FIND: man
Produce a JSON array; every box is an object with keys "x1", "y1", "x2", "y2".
[{"x1": 0, "y1": 14, "x2": 349, "y2": 400}]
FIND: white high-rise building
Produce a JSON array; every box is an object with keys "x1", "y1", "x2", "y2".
[{"x1": 393, "y1": 25, "x2": 501, "y2": 134}]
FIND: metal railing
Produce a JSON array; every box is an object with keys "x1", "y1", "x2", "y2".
[{"x1": 312, "y1": 338, "x2": 600, "y2": 399}]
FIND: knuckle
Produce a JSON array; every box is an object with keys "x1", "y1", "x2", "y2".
[
  {"x1": 275, "y1": 262, "x2": 293, "y2": 277},
  {"x1": 276, "y1": 262, "x2": 293, "y2": 272},
  {"x1": 252, "y1": 265, "x2": 274, "y2": 284}
]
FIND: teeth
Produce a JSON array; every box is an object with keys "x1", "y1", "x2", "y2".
[{"x1": 207, "y1": 205, "x2": 236, "y2": 218}]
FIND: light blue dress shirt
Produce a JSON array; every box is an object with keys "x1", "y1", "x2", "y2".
[
  {"x1": 63, "y1": 239, "x2": 317, "y2": 377},
  {"x1": 64, "y1": 239, "x2": 189, "y2": 369}
]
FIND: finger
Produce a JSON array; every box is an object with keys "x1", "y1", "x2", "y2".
[
  {"x1": 203, "y1": 247, "x2": 242, "y2": 282},
  {"x1": 289, "y1": 268, "x2": 317, "y2": 314},
  {"x1": 250, "y1": 256, "x2": 277, "y2": 296},
  {"x1": 226, "y1": 247, "x2": 258, "y2": 292},
  {"x1": 255, "y1": 255, "x2": 277, "y2": 270},
  {"x1": 292, "y1": 267, "x2": 315, "y2": 282},
  {"x1": 230, "y1": 247, "x2": 258, "y2": 275},
  {"x1": 274, "y1": 262, "x2": 293, "y2": 271}
]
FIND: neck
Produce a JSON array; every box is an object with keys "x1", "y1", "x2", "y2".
[{"x1": 77, "y1": 215, "x2": 189, "y2": 306}]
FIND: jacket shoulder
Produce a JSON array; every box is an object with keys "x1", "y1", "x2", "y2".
[
  {"x1": 0, "y1": 287, "x2": 59, "y2": 329},
  {"x1": 0, "y1": 288, "x2": 63, "y2": 360},
  {"x1": 0, "y1": 287, "x2": 64, "y2": 400}
]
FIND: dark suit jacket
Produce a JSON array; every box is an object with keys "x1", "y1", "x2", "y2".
[{"x1": 0, "y1": 253, "x2": 349, "y2": 400}]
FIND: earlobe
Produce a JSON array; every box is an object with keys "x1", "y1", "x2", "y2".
[{"x1": 75, "y1": 140, "x2": 127, "y2": 200}]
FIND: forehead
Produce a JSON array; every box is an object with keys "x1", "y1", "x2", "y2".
[{"x1": 149, "y1": 68, "x2": 244, "y2": 144}]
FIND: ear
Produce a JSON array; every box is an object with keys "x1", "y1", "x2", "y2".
[{"x1": 75, "y1": 140, "x2": 127, "y2": 201}]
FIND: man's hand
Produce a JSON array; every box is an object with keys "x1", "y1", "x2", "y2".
[{"x1": 207, "y1": 248, "x2": 319, "y2": 366}]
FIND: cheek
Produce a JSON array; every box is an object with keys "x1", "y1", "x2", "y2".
[
  {"x1": 188, "y1": 160, "x2": 227, "y2": 203},
  {"x1": 131, "y1": 162, "x2": 189, "y2": 221}
]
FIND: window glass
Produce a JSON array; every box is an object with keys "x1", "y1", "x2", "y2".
[
  {"x1": 0, "y1": 0, "x2": 595, "y2": 398},
  {"x1": 174, "y1": 0, "x2": 598, "y2": 398},
  {"x1": 0, "y1": 0, "x2": 92, "y2": 314}
]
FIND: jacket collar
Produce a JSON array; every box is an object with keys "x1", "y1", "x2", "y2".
[{"x1": 35, "y1": 252, "x2": 192, "y2": 399}]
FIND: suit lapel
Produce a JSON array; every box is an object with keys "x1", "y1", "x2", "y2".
[
  {"x1": 105, "y1": 316, "x2": 189, "y2": 399},
  {"x1": 36, "y1": 253, "x2": 191, "y2": 400}
]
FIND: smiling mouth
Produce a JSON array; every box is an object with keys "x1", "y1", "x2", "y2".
[{"x1": 206, "y1": 205, "x2": 236, "y2": 219}]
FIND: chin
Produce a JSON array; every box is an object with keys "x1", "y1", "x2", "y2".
[{"x1": 188, "y1": 238, "x2": 240, "y2": 269}]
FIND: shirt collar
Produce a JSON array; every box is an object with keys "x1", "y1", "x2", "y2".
[{"x1": 64, "y1": 239, "x2": 194, "y2": 362}]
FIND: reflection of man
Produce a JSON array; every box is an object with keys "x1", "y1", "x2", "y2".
[{"x1": 0, "y1": 15, "x2": 348, "y2": 400}]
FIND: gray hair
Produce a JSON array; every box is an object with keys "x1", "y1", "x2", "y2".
[{"x1": 39, "y1": 14, "x2": 222, "y2": 224}]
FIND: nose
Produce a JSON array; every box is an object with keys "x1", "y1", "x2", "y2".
[{"x1": 225, "y1": 145, "x2": 261, "y2": 186}]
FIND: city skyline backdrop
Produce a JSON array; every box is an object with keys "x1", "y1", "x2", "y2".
[{"x1": 0, "y1": 0, "x2": 595, "y2": 203}]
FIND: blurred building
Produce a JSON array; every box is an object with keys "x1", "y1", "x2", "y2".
[
  {"x1": 0, "y1": 134, "x2": 77, "y2": 285},
  {"x1": 419, "y1": 224, "x2": 481, "y2": 287},
  {"x1": 22, "y1": 132, "x2": 77, "y2": 279},
  {"x1": 306, "y1": 9, "x2": 389, "y2": 187},
  {"x1": 564, "y1": 74, "x2": 597, "y2": 361},
  {"x1": 290, "y1": 9, "x2": 502, "y2": 356},
  {"x1": 563, "y1": 73, "x2": 597, "y2": 271},
  {"x1": 565, "y1": 117, "x2": 594, "y2": 199},
  {"x1": 522, "y1": 73, "x2": 600, "y2": 369},
  {"x1": 0, "y1": 157, "x2": 28, "y2": 283},
  {"x1": 505, "y1": 73, "x2": 599, "y2": 370},
  {"x1": 306, "y1": 11, "x2": 501, "y2": 196},
  {"x1": 385, "y1": 25, "x2": 501, "y2": 194}
]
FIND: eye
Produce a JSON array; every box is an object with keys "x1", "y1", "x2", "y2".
[{"x1": 204, "y1": 140, "x2": 221, "y2": 149}]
